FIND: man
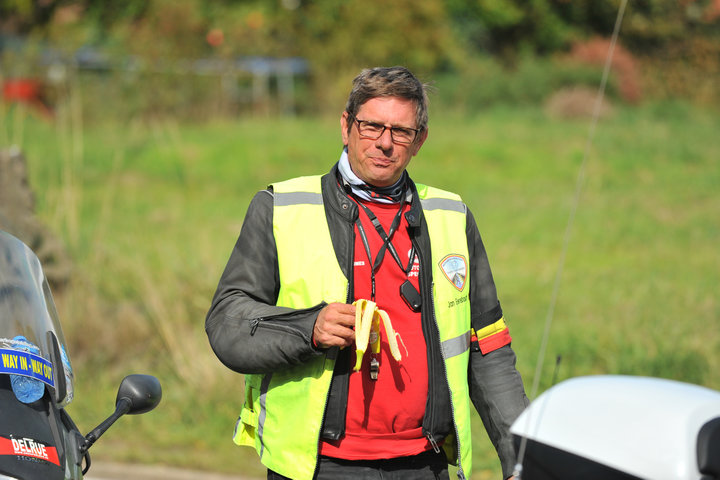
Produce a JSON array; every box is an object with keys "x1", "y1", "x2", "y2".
[{"x1": 206, "y1": 66, "x2": 528, "y2": 480}]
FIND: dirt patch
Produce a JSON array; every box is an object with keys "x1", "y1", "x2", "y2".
[{"x1": 544, "y1": 87, "x2": 614, "y2": 119}]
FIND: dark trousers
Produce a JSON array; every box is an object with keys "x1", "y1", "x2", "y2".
[{"x1": 267, "y1": 449, "x2": 450, "y2": 480}]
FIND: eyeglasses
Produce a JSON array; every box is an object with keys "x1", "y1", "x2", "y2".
[{"x1": 347, "y1": 112, "x2": 420, "y2": 145}]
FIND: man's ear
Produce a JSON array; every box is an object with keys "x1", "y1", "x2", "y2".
[
  {"x1": 341, "y1": 112, "x2": 350, "y2": 146},
  {"x1": 411, "y1": 128, "x2": 428, "y2": 156}
]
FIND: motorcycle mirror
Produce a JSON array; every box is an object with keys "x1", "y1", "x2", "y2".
[
  {"x1": 116, "y1": 374, "x2": 162, "y2": 415},
  {"x1": 81, "y1": 374, "x2": 162, "y2": 453}
]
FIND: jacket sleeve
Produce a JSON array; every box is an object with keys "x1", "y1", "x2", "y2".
[
  {"x1": 465, "y1": 208, "x2": 529, "y2": 479},
  {"x1": 205, "y1": 190, "x2": 325, "y2": 374}
]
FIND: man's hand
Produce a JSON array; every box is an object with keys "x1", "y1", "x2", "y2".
[{"x1": 313, "y1": 302, "x2": 356, "y2": 349}]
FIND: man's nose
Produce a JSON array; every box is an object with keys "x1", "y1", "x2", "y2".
[{"x1": 375, "y1": 127, "x2": 394, "y2": 150}]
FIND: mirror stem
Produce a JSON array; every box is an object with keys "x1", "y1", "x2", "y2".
[{"x1": 80, "y1": 397, "x2": 132, "y2": 453}]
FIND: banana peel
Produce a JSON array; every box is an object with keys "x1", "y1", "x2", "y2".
[{"x1": 353, "y1": 299, "x2": 403, "y2": 371}]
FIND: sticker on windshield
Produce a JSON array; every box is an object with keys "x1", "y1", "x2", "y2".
[{"x1": 0, "y1": 348, "x2": 55, "y2": 388}]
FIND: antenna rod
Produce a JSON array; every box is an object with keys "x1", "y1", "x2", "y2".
[{"x1": 513, "y1": 1, "x2": 629, "y2": 477}]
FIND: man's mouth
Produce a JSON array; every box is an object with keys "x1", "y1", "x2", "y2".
[{"x1": 371, "y1": 157, "x2": 393, "y2": 167}]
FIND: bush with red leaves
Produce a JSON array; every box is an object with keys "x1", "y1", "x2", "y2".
[{"x1": 569, "y1": 37, "x2": 642, "y2": 104}]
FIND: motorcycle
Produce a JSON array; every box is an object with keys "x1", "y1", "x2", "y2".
[
  {"x1": 0, "y1": 230, "x2": 162, "y2": 479},
  {"x1": 511, "y1": 375, "x2": 720, "y2": 479}
]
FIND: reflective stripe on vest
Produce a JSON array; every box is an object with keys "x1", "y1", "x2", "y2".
[{"x1": 235, "y1": 176, "x2": 473, "y2": 480}]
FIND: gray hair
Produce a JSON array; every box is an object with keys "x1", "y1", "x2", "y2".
[{"x1": 345, "y1": 66, "x2": 429, "y2": 134}]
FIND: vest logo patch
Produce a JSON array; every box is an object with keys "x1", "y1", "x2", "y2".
[{"x1": 439, "y1": 254, "x2": 467, "y2": 291}]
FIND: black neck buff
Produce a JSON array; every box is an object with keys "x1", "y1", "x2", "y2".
[
  {"x1": 337, "y1": 149, "x2": 408, "y2": 204},
  {"x1": 354, "y1": 172, "x2": 408, "y2": 203}
]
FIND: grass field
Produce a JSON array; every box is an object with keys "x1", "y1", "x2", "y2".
[{"x1": 5, "y1": 100, "x2": 719, "y2": 479}]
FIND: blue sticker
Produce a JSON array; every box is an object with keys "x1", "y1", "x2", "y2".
[{"x1": 0, "y1": 348, "x2": 55, "y2": 388}]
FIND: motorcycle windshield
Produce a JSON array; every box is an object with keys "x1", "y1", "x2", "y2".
[{"x1": 0, "y1": 230, "x2": 74, "y2": 406}]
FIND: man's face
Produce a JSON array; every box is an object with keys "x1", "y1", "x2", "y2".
[{"x1": 341, "y1": 96, "x2": 427, "y2": 187}]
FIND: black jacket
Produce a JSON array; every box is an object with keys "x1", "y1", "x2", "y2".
[{"x1": 206, "y1": 164, "x2": 528, "y2": 478}]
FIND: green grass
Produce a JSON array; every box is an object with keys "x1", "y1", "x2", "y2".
[{"x1": 5, "y1": 101, "x2": 719, "y2": 479}]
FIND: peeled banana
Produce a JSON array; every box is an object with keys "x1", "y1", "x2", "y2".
[{"x1": 353, "y1": 299, "x2": 403, "y2": 371}]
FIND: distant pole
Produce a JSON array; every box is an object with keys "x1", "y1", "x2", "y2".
[{"x1": 252, "y1": 70, "x2": 270, "y2": 116}]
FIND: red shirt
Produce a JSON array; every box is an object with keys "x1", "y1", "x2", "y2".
[{"x1": 319, "y1": 199, "x2": 432, "y2": 459}]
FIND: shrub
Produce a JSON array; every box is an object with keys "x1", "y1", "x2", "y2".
[{"x1": 565, "y1": 37, "x2": 642, "y2": 103}]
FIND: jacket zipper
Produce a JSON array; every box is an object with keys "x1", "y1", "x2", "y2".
[
  {"x1": 313, "y1": 212, "x2": 355, "y2": 477},
  {"x1": 414, "y1": 239, "x2": 442, "y2": 444},
  {"x1": 430, "y1": 286, "x2": 465, "y2": 479},
  {"x1": 250, "y1": 318, "x2": 261, "y2": 335},
  {"x1": 249, "y1": 317, "x2": 308, "y2": 341},
  {"x1": 415, "y1": 238, "x2": 465, "y2": 479}
]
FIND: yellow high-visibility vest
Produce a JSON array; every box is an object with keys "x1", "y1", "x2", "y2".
[{"x1": 234, "y1": 175, "x2": 474, "y2": 480}]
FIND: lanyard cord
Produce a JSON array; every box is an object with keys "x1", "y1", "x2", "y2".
[{"x1": 355, "y1": 198, "x2": 414, "y2": 300}]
